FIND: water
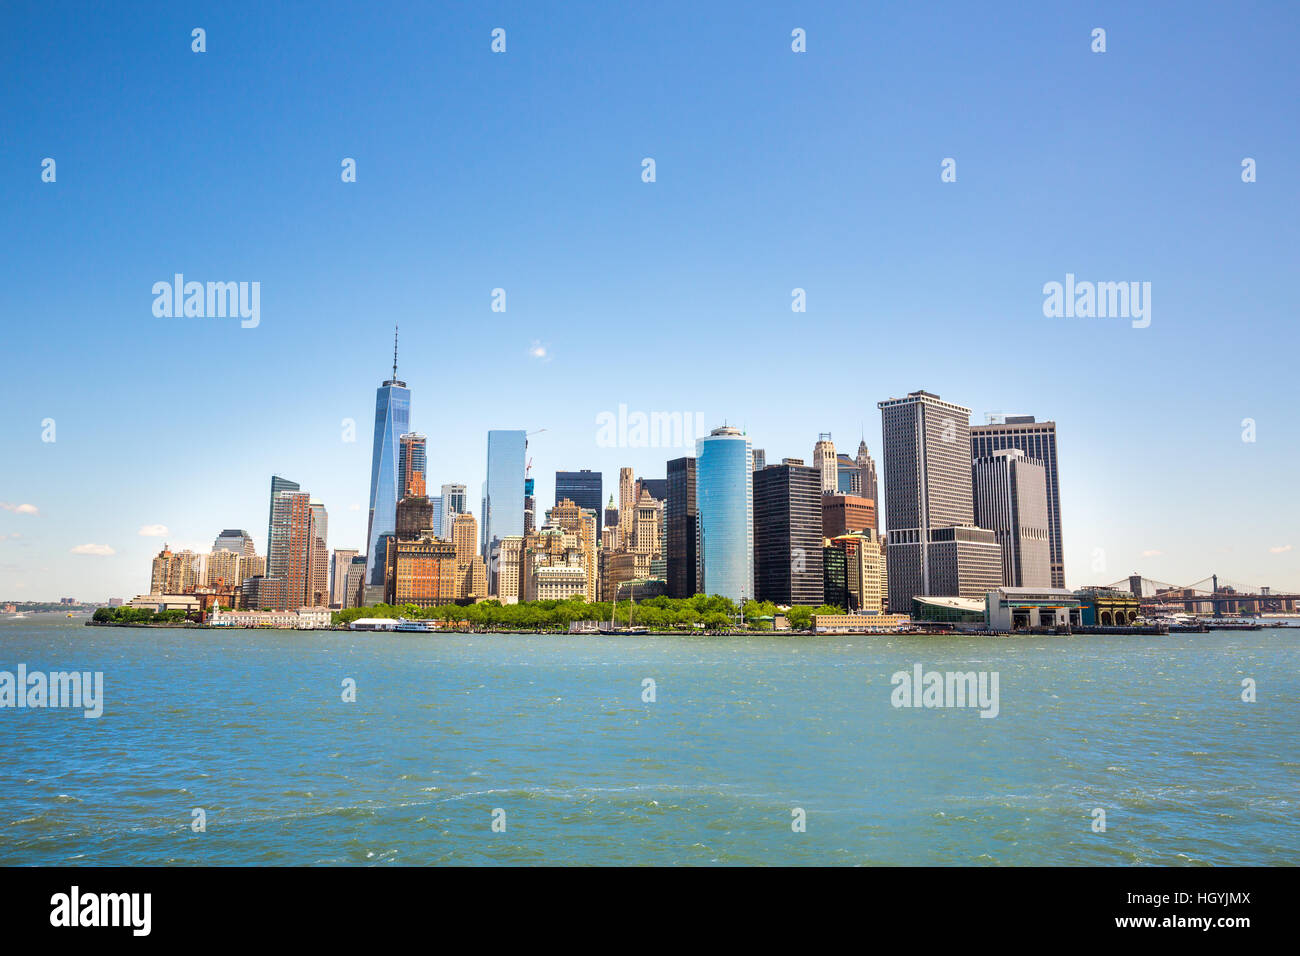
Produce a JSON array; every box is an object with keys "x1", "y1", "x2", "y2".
[{"x1": 1, "y1": 614, "x2": 1296, "y2": 865}]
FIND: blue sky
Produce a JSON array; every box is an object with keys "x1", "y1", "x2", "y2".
[{"x1": 2, "y1": 0, "x2": 1297, "y2": 601}]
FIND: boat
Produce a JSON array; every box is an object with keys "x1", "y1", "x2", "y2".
[{"x1": 394, "y1": 617, "x2": 432, "y2": 633}]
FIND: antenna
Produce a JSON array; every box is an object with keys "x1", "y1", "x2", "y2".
[{"x1": 393, "y1": 324, "x2": 399, "y2": 381}]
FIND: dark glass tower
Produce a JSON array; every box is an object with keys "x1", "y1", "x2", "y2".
[
  {"x1": 555, "y1": 470, "x2": 604, "y2": 535},
  {"x1": 753, "y1": 463, "x2": 824, "y2": 606},
  {"x1": 665, "y1": 457, "x2": 698, "y2": 599},
  {"x1": 364, "y1": 331, "x2": 411, "y2": 598}
]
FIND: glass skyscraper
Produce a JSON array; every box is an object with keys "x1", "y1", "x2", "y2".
[
  {"x1": 364, "y1": 353, "x2": 411, "y2": 594},
  {"x1": 555, "y1": 470, "x2": 603, "y2": 534},
  {"x1": 482, "y1": 429, "x2": 527, "y2": 559},
  {"x1": 695, "y1": 426, "x2": 753, "y2": 602}
]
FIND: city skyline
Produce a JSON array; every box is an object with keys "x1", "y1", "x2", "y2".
[{"x1": 3, "y1": 2, "x2": 1297, "y2": 600}]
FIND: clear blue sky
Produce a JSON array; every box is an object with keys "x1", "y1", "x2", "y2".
[{"x1": 2, "y1": 0, "x2": 1297, "y2": 601}]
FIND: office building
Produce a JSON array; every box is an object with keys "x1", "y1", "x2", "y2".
[
  {"x1": 753, "y1": 462, "x2": 823, "y2": 605},
  {"x1": 440, "y1": 483, "x2": 467, "y2": 541},
  {"x1": 972, "y1": 449, "x2": 1051, "y2": 588},
  {"x1": 637, "y1": 478, "x2": 667, "y2": 503},
  {"x1": 344, "y1": 555, "x2": 366, "y2": 609},
  {"x1": 971, "y1": 416, "x2": 1066, "y2": 588},
  {"x1": 330, "y1": 549, "x2": 359, "y2": 607},
  {"x1": 388, "y1": 536, "x2": 458, "y2": 607},
  {"x1": 814, "y1": 433, "x2": 837, "y2": 495},
  {"x1": 266, "y1": 476, "x2": 300, "y2": 560},
  {"x1": 556, "y1": 470, "x2": 604, "y2": 536},
  {"x1": 269, "y1": 485, "x2": 312, "y2": 608},
  {"x1": 398, "y1": 432, "x2": 427, "y2": 499},
  {"x1": 855, "y1": 440, "x2": 880, "y2": 531},
  {"x1": 752, "y1": 448, "x2": 766, "y2": 472},
  {"x1": 822, "y1": 494, "x2": 876, "y2": 539},
  {"x1": 205, "y1": 549, "x2": 242, "y2": 589},
  {"x1": 829, "y1": 530, "x2": 888, "y2": 614},
  {"x1": 877, "y1": 390, "x2": 1003, "y2": 609},
  {"x1": 396, "y1": 494, "x2": 437, "y2": 540},
  {"x1": 483, "y1": 429, "x2": 527, "y2": 560},
  {"x1": 618, "y1": 467, "x2": 636, "y2": 547},
  {"x1": 823, "y1": 544, "x2": 848, "y2": 610},
  {"x1": 307, "y1": 501, "x2": 329, "y2": 606},
  {"x1": 696, "y1": 426, "x2": 754, "y2": 602},
  {"x1": 665, "y1": 457, "x2": 699, "y2": 599},
  {"x1": 364, "y1": 335, "x2": 411, "y2": 601},
  {"x1": 213, "y1": 529, "x2": 256, "y2": 559}
]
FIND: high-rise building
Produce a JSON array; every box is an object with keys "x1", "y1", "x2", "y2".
[
  {"x1": 524, "y1": 476, "x2": 536, "y2": 535},
  {"x1": 389, "y1": 536, "x2": 457, "y2": 607},
  {"x1": 822, "y1": 494, "x2": 876, "y2": 540},
  {"x1": 753, "y1": 462, "x2": 823, "y2": 606},
  {"x1": 855, "y1": 440, "x2": 880, "y2": 531},
  {"x1": 364, "y1": 332, "x2": 412, "y2": 601},
  {"x1": 829, "y1": 530, "x2": 888, "y2": 613},
  {"x1": 665, "y1": 457, "x2": 698, "y2": 598},
  {"x1": 617, "y1": 467, "x2": 636, "y2": 547},
  {"x1": 307, "y1": 501, "x2": 329, "y2": 606},
  {"x1": 751, "y1": 448, "x2": 766, "y2": 472},
  {"x1": 398, "y1": 432, "x2": 428, "y2": 499},
  {"x1": 556, "y1": 470, "x2": 604, "y2": 536},
  {"x1": 344, "y1": 555, "x2": 366, "y2": 609},
  {"x1": 631, "y1": 490, "x2": 663, "y2": 559},
  {"x1": 548, "y1": 498, "x2": 599, "y2": 601},
  {"x1": 483, "y1": 429, "x2": 527, "y2": 560},
  {"x1": 396, "y1": 495, "x2": 436, "y2": 540},
  {"x1": 696, "y1": 426, "x2": 754, "y2": 602},
  {"x1": 637, "y1": 478, "x2": 667, "y2": 502},
  {"x1": 266, "y1": 476, "x2": 300, "y2": 560},
  {"x1": 495, "y1": 535, "x2": 524, "y2": 603},
  {"x1": 330, "y1": 549, "x2": 359, "y2": 607},
  {"x1": 971, "y1": 416, "x2": 1065, "y2": 588},
  {"x1": 604, "y1": 495, "x2": 619, "y2": 535},
  {"x1": 823, "y1": 544, "x2": 848, "y2": 611},
  {"x1": 814, "y1": 433, "x2": 837, "y2": 495},
  {"x1": 149, "y1": 545, "x2": 202, "y2": 594},
  {"x1": 269, "y1": 485, "x2": 312, "y2": 607},
  {"x1": 972, "y1": 449, "x2": 1052, "y2": 588},
  {"x1": 440, "y1": 484, "x2": 467, "y2": 541},
  {"x1": 451, "y1": 512, "x2": 479, "y2": 563},
  {"x1": 429, "y1": 496, "x2": 444, "y2": 537},
  {"x1": 205, "y1": 549, "x2": 242, "y2": 589},
  {"x1": 213, "y1": 529, "x2": 256, "y2": 558},
  {"x1": 878, "y1": 390, "x2": 1002, "y2": 610}
]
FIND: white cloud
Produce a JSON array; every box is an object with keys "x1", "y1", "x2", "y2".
[
  {"x1": 349, "y1": 503, "x2": 361, "y2": 512},
  {"x1": 70, "y1": 543, "x2": 115, "y2": 556},
  {"x1": 528, "y1": 340, "x2": 550, "y2": 361},
  {"x1": 1141, "y1": 549, "x2": 1163, "y2": 557},
  {"x1": 1269, "y1": 544, "x2": 1293, "y2": 554},
  {"x1": 0, "y1": 502, "x2": 39, "y2": 515},
  {"x1": 138, "y1": 524, "x2": 169, "y2": 537}
]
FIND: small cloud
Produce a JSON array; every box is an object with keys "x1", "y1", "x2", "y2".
[
  {"x1": 528, "y1": 340, "x2": 550, "y2": 362},
  {"x1": 1269, "y1": 544, "x2": 1293, "y2": 554},
  {"x1": 0, "y1": 502, "x2": 39, "y2": 515},
  {"x1": 70, "y1": 543, "x2": 115, "y2": 556},
  {"x1": 1141, "y1": 549, "x2": 1163, "y2": 557},
  {"x1": 349, "y1": 503, "x2": 362, "y2": 512},
  {"x1": 138, "y1": 524, "x2": 169, "y2": 537}
]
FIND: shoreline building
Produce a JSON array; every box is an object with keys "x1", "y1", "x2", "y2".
[
  {"x1": 828, "y1": 530, "x2": 887, "y2": 614},
  {"x1": 213, "y1": 529, "x2": 256, "y2": 559},
  {"x1": 363, "y1": 332, "x2": 411, "y2": 604},
  {"x1": 971, "y1": 415, "x2": 1066, "y2": 588},
  {"x1": 308, "y1": 501, "x2": 329, "y2": 606},
  {"x1": 814, "y1": 433, "x2": 837, "y2": 495},
  {"x1": 556, "y1": 470, "x2": 604, "y2": 537},
  {"x1": 754, "y1": 461, "x2": 823, "y2": 606},
  {"x1": 482, "y1": 429, "x2": 527, "y2": 563},
  {"x1": 696, "y1": 426, "x2": 754, "y2": 602},
  {"x1": 855, "y1": 440, "x2": 880, "y2": 531},
  {"x1": 877, "y1": 390, "x2": 1002, "y2": 611},
  {"x1": 972, "y1": 449, "x2": 1051, "y2": 588},
  {"x1": 398, "y1": 433, "x2": 427, "y2": 499},
  {"x1": 822, "y1": 493, "x2": 876, "y2": 540},
  {"x1": 268, "y1": 481, "x2": 312, "y2": 607},
  {"x1": 440, "y1": 483, "x2": 467, "y2": 542}
]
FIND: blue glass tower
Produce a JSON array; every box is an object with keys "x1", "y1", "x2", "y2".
[
  {"x1": 364, "y1": 331, "x2": 411, "y2": 596},
  {"x1": 696, "y1": 425, "x2": 754, "y2": 602},
  {"x1": 482, "y1": 429, "x2": 527, "y2": 559}
]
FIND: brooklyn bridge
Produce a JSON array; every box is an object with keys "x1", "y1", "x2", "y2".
[{"x1": 1103, "y1": 574, "x2": 1300, "y2": 615}]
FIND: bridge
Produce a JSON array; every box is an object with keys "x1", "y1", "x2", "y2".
[{"x1": 1100, "y1": 574, "x2": 1300, "y2": 615}]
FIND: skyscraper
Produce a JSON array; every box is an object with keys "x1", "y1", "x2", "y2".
[
  {"x1": 971, "y1": 416, "x2": 1065, "y2": 588},
  {"x1": 307, "y1": 500, "x2": 329, "y2": 606},
  {"x1": 617, "y1": 467, "x2": 636, "y2": 547},
  {"x1": 696, "y1": 426, "x2": 753, "y2": 602},
  {"x1": 398, "y1": 432, "x2": 427, "y2": 499},
  {"x1": 813, "y1": 434, "x2": 837, "y2": 495},
  {"x1": 972, "y1": 449, "x2": 1051, "y2": 588},
  {"x1": 440, "y1": 483, "x2": 467, "y2": 541},
  {"x1": 556, "y1": 470, "x2": 604, "y2": 535},
  {"x1": 753, "y1": 462, "x2": 823, "y2": 606},
  {"x1": 268, "y1": 484, "x2": 311, "y2": 607},
  {"x1": 330, "y1": 548, "x2": 359, "y2": 607},
  {"x1": 665, "y1": 457, "x2": 698, "y2": 598},
  {"x1": 266, "y1": 476, "x2": 300, "y2": 560},
  {"x1": 364, "y1": 331, "x2": 411, "y2": 601},
  {"x1": 877, "y1": 390, "x2": 1001, "y2": 610},
  {"x1": 855, "y1": 440, "x2": 880, "y2": 531},
  {"x1": 213, "y1": 529, "x2": 256, "y2": 558},
  {"x1": 483, "y1": 430, "x2": 527, "y2": 560}
]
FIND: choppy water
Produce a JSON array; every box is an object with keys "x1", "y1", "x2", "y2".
[{"x1": 1, "y1": 614, "x2": 1296, "y2": 865}]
